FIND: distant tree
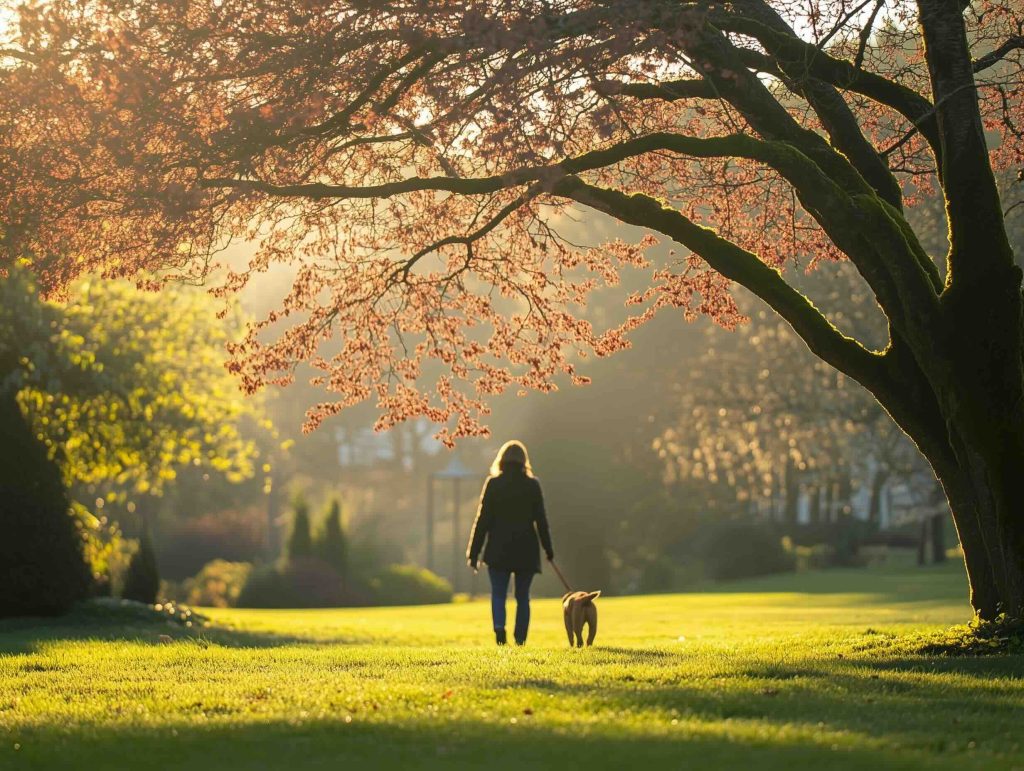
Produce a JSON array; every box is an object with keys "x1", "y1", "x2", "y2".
[
  {"x1": 316, "y1": 499, "x2": 349, "y2": 585},
  {"x1": 6, "y1": 1, "x2": 1024, "y2": 617},
  {"x1": 286, "y1": 496, "x2": 314, "y2": 561},
  {"x1": 122, "y1": 529, "x2": 160, "y2": 605},
  {"x1": 0, "y1": 269, "x2": 264, "y2": 501},
  {"x1": 659, "y1": 263, "x2": 934, "y2": 526}
]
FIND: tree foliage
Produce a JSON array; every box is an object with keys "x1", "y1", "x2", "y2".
[{"x1": 0, "y1": 268, "x2": 263, "y2": 500}]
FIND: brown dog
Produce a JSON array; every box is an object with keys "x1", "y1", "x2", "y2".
[{"x1": 562, "y1": 590, "x2": 600, "y2": 647}]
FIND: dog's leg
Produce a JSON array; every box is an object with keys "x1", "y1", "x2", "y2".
[
  {"x1": 563, "y1": 607, "x2": 574, "y2": 647},
  {"x1": 585, "y1": 605, "x2": 597, "y2": 647},
  {"x1": 572, "y1": 604, "x2": 585, "y2": 648}
]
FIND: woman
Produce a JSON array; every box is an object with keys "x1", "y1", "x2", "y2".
[{"x1": 466, "y1": 440, "x2": 554, "y2": 646}]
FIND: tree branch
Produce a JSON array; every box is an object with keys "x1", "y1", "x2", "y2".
[
  {"x1": 553, "y1": 176, "x2": 889, "y2": 393},
  {"x1": 202, "y1": 127, "x2": 942, "y2": 314},
  {"x1": 601, "y1": 78, "x2": 718, "y2": 101},
  {"x1": 917, "y1": 0, "x2": 1014, "y2": 285},
  {"x1": 713, "y1": 10, "x2": 942, "y2": 159},
  {"x1": 724, "y1": 0, "x2": 903, "y2": 209},
  {"x1": 973, "y1": 36, "x2": 1024, "y2": 73}
]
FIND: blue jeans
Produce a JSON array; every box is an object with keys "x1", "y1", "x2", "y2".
[{"x1": 488, "y1": 567, "x2": 534, "y2": 643}]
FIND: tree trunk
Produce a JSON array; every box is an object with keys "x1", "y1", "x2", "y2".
[
  {"x1": 824, "y1": 479, "x2": 835, "y2": 524},
  {"x1": 930, "y1": 514, "x2": 946, "y2": 564},
  {"x1": 867, "y1": 468, "x2": 889, "y2": 527},
  {"x1": 837, "y1": 467, "x2": 852, "y2": 518},
  {"x1": 783, "y1": 456, "x2": 799, "y2": 525},
  {"x1": 917, "y1": 517, "x2": 928, "y2": 566},
  {"x1": 934, "y1": 452, "x2": 1024, "y2": 619},
  {"x1": 808, "y1": 484, "x2": 821, "y2": 524}
]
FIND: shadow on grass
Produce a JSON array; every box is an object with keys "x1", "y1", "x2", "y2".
[
  {"x1": 2, "y1": 638, "x2": 1021, "y2": 769},
  {"x1": 481, "y1": 653, "x2": 1024, "y2": 764},
  {"x1": 0, "y1": 602, "x2": 342, "y2": 656},
  {"x1": 0, "y1": 709, "x2": 981, "y2": 771}
]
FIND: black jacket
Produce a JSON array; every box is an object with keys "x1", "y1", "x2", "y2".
[{"x1": 466, "y1": 470, "x2": 553, "y2": 574}]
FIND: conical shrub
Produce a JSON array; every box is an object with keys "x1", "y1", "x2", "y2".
[
  {"x1": 122, "y1": 528, "x2": 160, "y2": 604},
  {"x1": 0, "y1": 391, "x2": 91, "y2": 618},
  {"x1": 316, "y1": 499, "x2": 348, "y2": 582},
  {"x1": 286, "y1": 494, "x2": 313, "y2": 561}
]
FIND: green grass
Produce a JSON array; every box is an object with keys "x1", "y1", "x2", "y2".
[{"x1": 2, "y1": 563, "x2": 1023, "y2": 770}]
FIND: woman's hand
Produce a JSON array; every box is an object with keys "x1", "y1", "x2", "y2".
[{"x1": 467, "y1": 558, "x2": 478, "y2": 573}]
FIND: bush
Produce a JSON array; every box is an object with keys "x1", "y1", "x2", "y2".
[
  {"x1": 784, "y1": 540, "x2": 836, "y2": 572},
  {"x1": 367, "y1": 564, "x2": 453, "y2": 606},
  {"x1": 315, "y1": 499, "x2": 348, "y2": 581},
  {"x1": 182, "y1": 560, "x2": 253, "y2": 608},
  {"x1": 783, "y1": 518, "x2": 871, "y2": 567},
  {"x1": 122, "y1": 530, "x2": 160, "y2": 604},
  {"x1": 237, "y1": 557, "x2": 345, "y2": 608},
  {"x1": 637, "y1": 557, "x2": 677, "y2": 594},
  {"x1": 0, "y1": 487, "x2": 93, "y2": 618},
  {"x1": 156, "y1": 508, "x2": 266, "y2": 581},
  {"x1": 1, "y1": 391, "x2": 93, "y2": 618},
  {"x1": 287, "y1": 495, "x2": 313, "y2": 560},
  {"x1": 698, "y1": 520, "x2": 796, "y2": 581}
]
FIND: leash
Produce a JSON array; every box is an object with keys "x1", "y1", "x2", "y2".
[{"x1": 549, "y1": 559, "x2": 573, "y2": 593}]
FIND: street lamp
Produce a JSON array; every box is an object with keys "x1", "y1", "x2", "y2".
[{"x1": 427, "y1": 455, "x2": 480, "y2": 594}]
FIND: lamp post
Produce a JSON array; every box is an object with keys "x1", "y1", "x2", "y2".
[{"x1": 427, "y1": 455, "x2": 479, "y2": 594}]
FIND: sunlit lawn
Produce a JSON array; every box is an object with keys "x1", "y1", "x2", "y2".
[{"x1": 2, "y1": 563, "x2": 1023, "y2": 770}]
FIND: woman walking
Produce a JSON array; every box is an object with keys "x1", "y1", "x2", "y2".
[{"x1": 466, "y1": 440, "x2": 554, "y2": 646}]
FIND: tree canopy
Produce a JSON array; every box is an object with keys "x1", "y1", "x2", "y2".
[
  {"x1": 2, "y1": 0, "x2": 1018, "y2": 437},
  {"x1": 0, "y1": 268, "x2": 263, "y2": 500}
]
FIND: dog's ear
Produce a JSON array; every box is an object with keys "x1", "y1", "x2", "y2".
[{"x1": 583, "y1": 591, "x2": 601, "y2": 603}]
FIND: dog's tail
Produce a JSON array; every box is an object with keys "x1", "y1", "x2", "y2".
[{"x1": 580, "y1": 590, "x2": 601, "y2": 604}]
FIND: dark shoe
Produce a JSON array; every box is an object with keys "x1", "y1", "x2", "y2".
[
  {"x1": 514, "y1": 639, "x2": 526, "y2": 646},
  {"x1": 495, "y1": 629, "x2": 507, "y2": 645}
]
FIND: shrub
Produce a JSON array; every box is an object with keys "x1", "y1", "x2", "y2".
[
  {"x1": 286, "y1": 495, "x2": 313, "y2": 561},
  {"x1": 698, "y1": 520, "x2": 796, "y2": 581},
  {"x1": 182, "y1": 560, "x2": 253, "y2": 608},
  {"x1": 315, "y1": 499, "x2": 348, "y2": 582},
  {"x1": 638, "y1": 557, "x2": 681, "y2": 594},
  {"x1": 155, "y1": 508, "x2": 266, "y2": 580},
  {"x1": 367, "y1": 564, "x2": 453, "y2": 606},
  {"x1": 237, "y1": 557, "x2": 345, "y2": 608},
  {"x1": 784, "y1": 540, "x2": 837, "y2": 572},
  {"x1": 782, "y1": 518, "x2": 871, "y2": 569},
  {"x1": 0, "y1": 397, "x2": 92, "y2": 617},
  {"x1": 122, "y1": 530, "x2": 160, "y2": 604},
  {"x1": 0, "y1": 487, "x2": 93, "y2": 618}
]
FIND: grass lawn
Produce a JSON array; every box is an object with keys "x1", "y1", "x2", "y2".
[{"x1": 2, "y1": 562, "x2": 1023, "y2": 770}]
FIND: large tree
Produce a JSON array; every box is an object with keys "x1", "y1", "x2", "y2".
[{"x1": 3, "y1": 0, "x2": 1024, "y2": 617}]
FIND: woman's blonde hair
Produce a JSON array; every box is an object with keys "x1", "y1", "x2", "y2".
[{"x1": 489, "y1": 439, "x2": 533, "y2": 477}]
